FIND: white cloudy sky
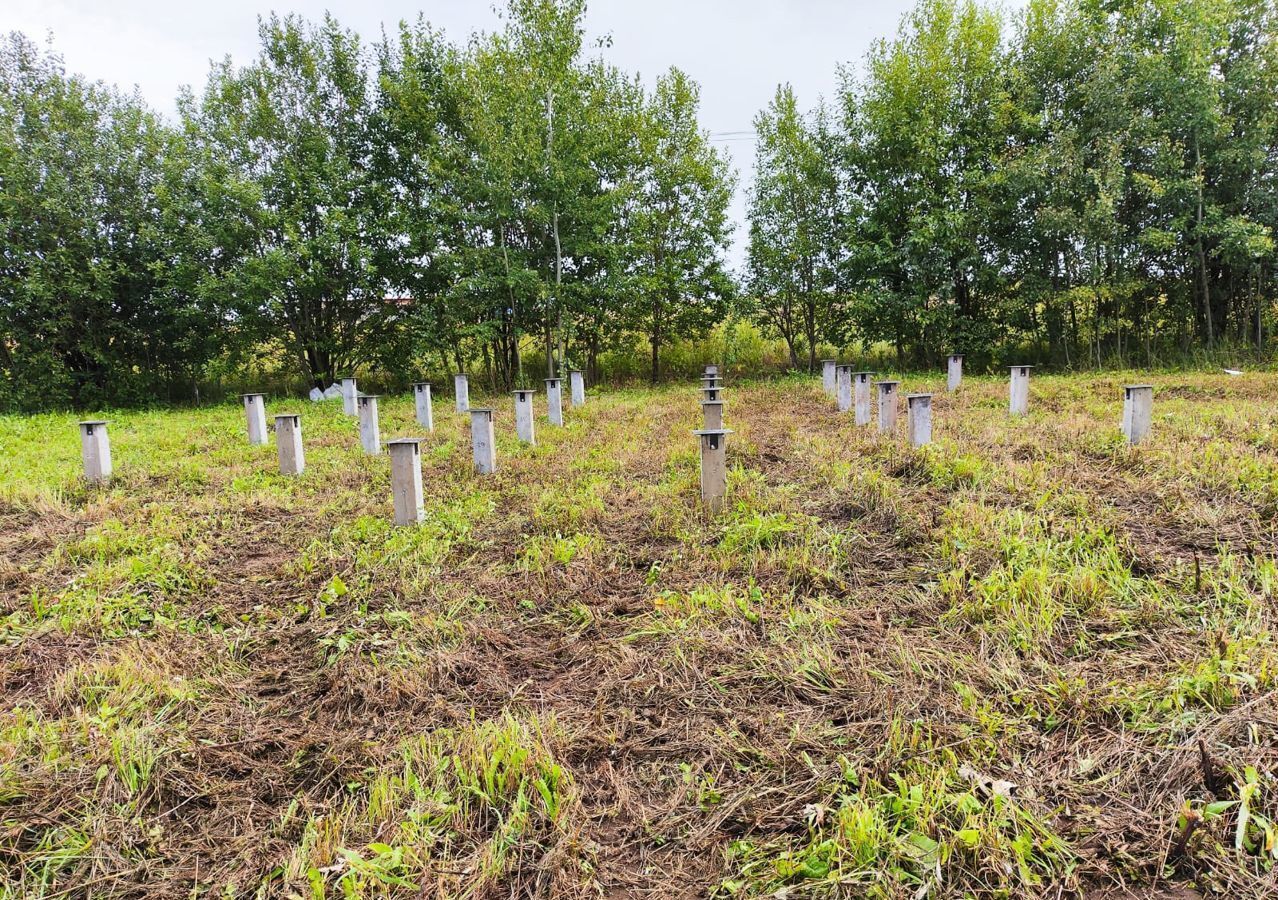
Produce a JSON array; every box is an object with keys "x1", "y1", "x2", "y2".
[{"x1": 5, "y1": 0, "x2": 1007, "y2": 268}]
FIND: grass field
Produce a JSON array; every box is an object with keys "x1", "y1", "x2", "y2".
[{"x1": 2, "y1": 371, "x2": 1278, "y2": 898}]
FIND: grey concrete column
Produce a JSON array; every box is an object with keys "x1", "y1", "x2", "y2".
[
  {"x1": 387, "y1": 438, "x2": 426, "y2": 525},
  {"x1": 876, "y1": 380, "x2": 900, "y2": 434},
  {"x1": 704, "y1": 364, "x2": 720, "y2": 377},
  {"x1": 242, "y1": 393, "x2": 268, "y2": 445},
  {"x1": 694, "y1": 428, "x2": 732, "y2": 514},
  {"x1": 275, "y1": 414, "x2": 304, "y2": 475},
  {"x1": 341, "y1": 378, "x2": 358, "y2": 416},
  {"x1": 701, "y1": 374, "x2": 723, "y2": 388},
  {"x1": 822, "y1": 359, "x2": 837, "y2": 396},
  {"x1": 1122, "y1": 385, "x2": 1154, "y2": 445},
  {"x1": 906, "y1": 394, "x2": 933, "y2": 447},
  {"x1": 412, "y1": 382, "x2": 434, "y2": 431},
  {"x1": 569, "y1": 370, "x2": 585, "y2": 407},
  {"x1": 701, "y1": 385, "x2": 722, "y2": 403},
  {"x1": 470, "y1": 408, "x2": 496, "y2": 474},
  {"x1": 545, "y1": 378, "x2": 564, "y2": 426},
  {"x1": 947, "y1": 354, "x2": 963, "y2": 392},
  {"x1": 836, "y1": 365, "x2": 853, "y2": 412},
  {"x1": 454, "y1": 374, "x2": 470, "y2": 413},
  {"x1": 1009, "y1": 366, "x2": 1033, "y2": 415},
  {"x1": 78, "y1": 420, "x2": 112, "y2": 483},
  {"x1": 513, "y1": 390, "x2": 536, "y2": 444},
  {"x1": 702, "y1": 400, "x2": 724, "y2": 430},
  {"x1": 853, "y1": 372, "x2": 875, "y2": 426},
  {"x1": 357, "y1": 394, "x2": 381, "y2": 454}
]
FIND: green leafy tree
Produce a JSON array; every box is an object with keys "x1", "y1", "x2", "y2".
[
  {"x1": 747, "y1": 85, "x2": 842, "y2": 372},
  {"x1": 841, "y1": 0, "x2": 1009, "y2": 365},
  {"x1": 776, "y1": 0, "x2": 1278, "y2": 365},
  {"x1": 630, "y1": 68, "x2": 736, "y2": 383},
  {"x1": 369, "y1": 18, "x2": 463, "y2": 376},
  {"x1": 185, "y1": 14, "x2": 388, "y2": 388},
  {"x1": 0, "y1": 33, "x2": 223, "y2": 409},
  {"x1": 402, "y1": 0, "x2": 640, "y2": 390}
]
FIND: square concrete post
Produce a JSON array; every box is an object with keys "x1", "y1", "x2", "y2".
[
  {"x1": 513, "y1": 389, "x2": 536, "y2": 444},
  {"x1": 694, "y1": 428, "x2": 732, "y2": 514},
  {"x1": 701, "y1": 385, "x2": 722, "y2": 403},
  {"x1": 704, "y1": 364, "x2": 720, "y2": 377},
  {"x1": 822, "y1": 359, "x2": 837, "y2": 396},
  {"x1": 1009, "y1": 366, "x2": 1033, "y2": 415},
  {"x1": 341, "y1": 378, "x2": 358, "y2": 416},
  {"x1": 836, "y1": 365, "x2": 853, "y2": 412},
  {"x1": 947, "y1": 354, "x2": 963, "y2": 392},
  {"x1": 853, "y1": 372, "x2": 875, "y2": 426},
  {"x1": 275, "y1": 413, "x2": 304, "y2": 475},
  {"x1": 906, "y1": 394, "x2": 933, "y2": 447},
  {"x1": 242, "y1": 393, "x2": 268, "y2": 445},
  {"x1": 454, "y1": 374, "x2": 470, "y2": 413},
  {"x1": 1122, "y1": 384, "x2": 1154, "y2": 446},
  {"x1": 357, "y1": 394, "x2": 381, "y2": 454},
  {"x1": 702, "y1": 400, "x2": 724, "y2": 430},
  {"x1": 876, "y1": 381, "x2": 901, "y2": 434},
  {"x1": 470, "y1": 408, "x2": 496, "y2": 474},
  {"x1": 412, "y1": 382, "x2": 434, "y2": 431},
  {"x1": 700, "y1": 374, "x2": 723, "y2": 387},
  {"x1": 387, "y1": 438, "x2": 426, "y2": 525},
  {"x1": 569, "y1": 370, "x2": 585, "y2": 407},
  {"x1": 78, "y1": 420, "x2": 112, "y2": 483},
  {"x1": 545, "y1": 378, "x2": 564, "y2": 426}
]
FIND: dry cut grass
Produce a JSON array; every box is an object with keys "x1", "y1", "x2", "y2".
[{"x1": 2, "y1": 370, "x2": 1278, "y2": 898}]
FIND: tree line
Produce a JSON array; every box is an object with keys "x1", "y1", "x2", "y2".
[
  {"x1": 6, "y1": 0, "x2": 1278, "y2": 412},
  {"x1": 747, "y1": 0, "x2": 1278, "y2": 371},
  {"x1": 0, "y1": 0, "x2": 734, "y2": 411}
]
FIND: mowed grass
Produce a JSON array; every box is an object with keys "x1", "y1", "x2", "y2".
[{"x1": 2, "y1": 372, "x2": 1278, "y2": 898}]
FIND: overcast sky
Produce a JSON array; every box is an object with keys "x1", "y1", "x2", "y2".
[{"x1": 6, "y1": 0, "x2": 997, "y2": 269}]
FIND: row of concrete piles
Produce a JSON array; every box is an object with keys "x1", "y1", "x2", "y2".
[
  {"x1": 339, "y1": 374, "x2": 588, "y2": 522},
  {"x1": 76, "y1": 371, "x2": 590, "y2": 527},
  {"x1": 77, "y1": 363, "x2": 1158, "y2": 514},
  {"x1": 1006, "y1": 365, "x2": 1154, "y2": 444},
  {"x1": 819, "y1": 355, "x2": 1155, "y2": 446},
  {"x1": 822, "y1": 362, "x2": 933, "y2": 447}
]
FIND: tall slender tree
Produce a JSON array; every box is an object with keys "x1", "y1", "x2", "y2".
[
  {"x1": 747, "y1": 85, "x2": 841, "y2": 372},
  {"x1": 631, "y1": 68, "x2": 736, "y2": 383}
]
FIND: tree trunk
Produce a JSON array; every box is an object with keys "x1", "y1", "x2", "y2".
[
  {"x1": 304, "y1": 345, "x2": 334, "y2": 389},
  {"x1": 546, "y1": 88, "x2": 563, "y2": 379},
  {"x1": 553, "y1": 205, "x2": 563, "y2": 377},
  {"x1": 1195, "y1": 135, "x2": 1214, "y2": 348},
  {"x1": 1257, "y1": 264, "x2": 1264, "y2": 349},
  {"x1": 510, "y1": 332, "x2": 521, "y2": 391},
  {"x1": 545, "y1": 320, "x2": 554, "y2": 381},
  {"x1": 804, "y1": 296, "x2": 818, "y2": 374}
]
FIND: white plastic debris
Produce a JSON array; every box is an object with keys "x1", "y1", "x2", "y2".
[
  {"x1": 1224, "y1": 368, "x2": 1243, "y2": 376},
  {"x1": 958, "y1": 763, "x2": 1019, "y2": 799}
]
